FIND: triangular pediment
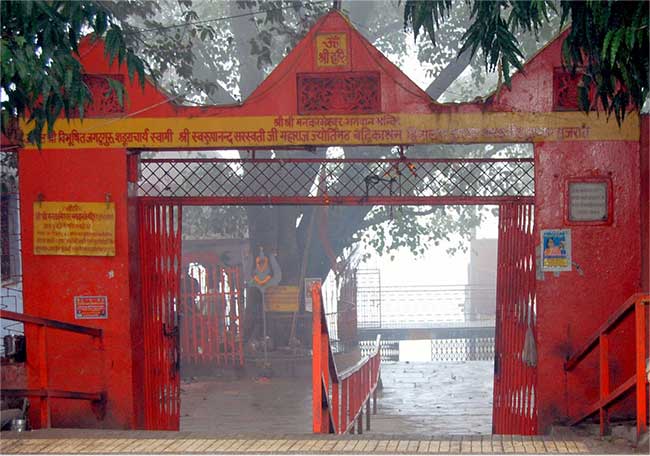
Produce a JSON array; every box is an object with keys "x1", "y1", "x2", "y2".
[
  {"x1": 239, "y1": 10, "x2": 436, "y2": 116},
  {"x1": 74, "y1": 10, "x2": 439, "y2": 118},
  {"x1": 73, "y1": 11, "x2": 579, "y2": 118}
]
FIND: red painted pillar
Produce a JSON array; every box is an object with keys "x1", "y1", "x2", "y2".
[
  {"x1": 535, "y1": 137, "x2": 641, "y2": 433},
  {"x1": 19, "y1": 147, "x2": 138, "y2": 428},
  {"x1": 640, "y1": 115, "x2": 649, "y2": 292},
  {"x1": 312, "y1": 284, "x2": 324, "y2": 433},
  {"x1": 635, "y1": 299, "x2": 647, "y2": 437}
]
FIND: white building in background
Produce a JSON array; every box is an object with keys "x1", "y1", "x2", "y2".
[{"x1": 465, "y1": 237, "x2": 498, "y2": 321}]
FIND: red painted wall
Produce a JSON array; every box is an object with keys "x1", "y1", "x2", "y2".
[
  {"x1": 490, "y1": 31, "x2": 569, "y2": 113},
  {"x1": 19, "y1": 147, "x2": 138, "y2": 428},
  {"x1": 534, "y1": 139, "x2": 641, "y2": 432},
  {"x1": 490, "y1": 24, "x2": 643, "y2": 432},
  {"x1": 640, "y1": 115, "x2": 649, "y2": 292}
]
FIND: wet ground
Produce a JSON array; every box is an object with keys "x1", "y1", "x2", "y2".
[
  {"x1": 180, "y1": 361, "x2": 493, "y2": 436},
  {"x1": 372, "y1": 362, "x2": 493, "y2": 435},
  {"x1": 180, "y1": 374, "x2": 312, "y2": 434},
  {"x1": 1, "y1": 361, "x2": 642, "y2": 453}
]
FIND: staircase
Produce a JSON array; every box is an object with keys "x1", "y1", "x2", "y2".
[{"x1": 564, "y1": 293, "x2": 649, "y2": 440}]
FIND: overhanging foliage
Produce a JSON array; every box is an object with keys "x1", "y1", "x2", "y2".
[{"x1": 403, "y1": 0, "x2": 649, "y2": 123}]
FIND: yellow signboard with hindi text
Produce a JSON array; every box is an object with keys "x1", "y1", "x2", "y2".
[
  {"x1": 265, "y1": 286, "x2": 300, "y2": 312},
  {"x1": 34, "y1": 202, "x2": 116, "y2": 256},
  {"x1": 316, "y1": 33, "x2": 349, "y2": 67},
  {"x1": 21, "y1": 111, "x2": 640, "y2": 151}
]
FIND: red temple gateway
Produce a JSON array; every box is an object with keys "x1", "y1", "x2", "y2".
[{"x1": 7, "y1": 9, "x2": 649, "y2": 437}]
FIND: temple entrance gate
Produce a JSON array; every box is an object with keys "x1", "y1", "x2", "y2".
[
  {"x1": 13, "y1": 8, "x2": 643, "y2": 436},
  {"x1": 493, "y1": 202, "x2": 536, "y2": 434},
  {"x1": 134, "y1": 154, "x2": 536, "y2": 431}
]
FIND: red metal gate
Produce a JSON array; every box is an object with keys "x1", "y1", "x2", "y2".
[
  {"x1": 493, "y1": 202, "x2": 537, "y2": 434},
  {"x1": 139, "y1": 203, "x2": 182, "y2": 430},
  {"x1": 180, "y1": 261, "x2": 244, "y2": 368}
]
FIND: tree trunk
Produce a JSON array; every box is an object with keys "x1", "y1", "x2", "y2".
[{"x1": 226, "y1": 1, "x2": 480, "y2": 347}]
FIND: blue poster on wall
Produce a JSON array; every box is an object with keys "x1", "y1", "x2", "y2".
[{"x1": 541, "y1": 229, "x2": 572, "y2": 272}]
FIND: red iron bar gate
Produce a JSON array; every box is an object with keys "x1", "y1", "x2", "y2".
[
  {"x1": 139, "y1": 203, "x2": 182, "y2": 430},
  {"x1": 493, "y1": 202, "x2": 537, "y2": 434},
  {"x1": 180, "y1": 263, "x2": 244, "y2": 368}
]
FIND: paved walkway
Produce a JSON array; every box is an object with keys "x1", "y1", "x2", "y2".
[
  {"x1": 180, "y1": 361, "x2": 492, "y2": 436},
  {"x1": 1, "y1": 361, "x2": 643, "y2": 453},
  {"x1": 372, "y1": 362, "x2": 493, "y2": 435},
  {"x1": 0, "y1": 431, "x2": 622, "y2": 454}
]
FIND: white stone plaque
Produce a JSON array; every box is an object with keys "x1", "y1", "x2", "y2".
[{"x1": 568, "y1": 181, "x2": 609, "y2": 222}]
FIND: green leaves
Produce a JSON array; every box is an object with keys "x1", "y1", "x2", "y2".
[
  {"x1": 562, "y1": 0, "x2": 649, "y2": 124},
  {"x1": 459, "y1": 1, "x2": 527, "y2": 87},
  {"x1": 106, "y1": 77, "x2": 124, "y2": 107},
  {"x1": 407, "y1": 0, "x2": 648, "y2": 121},
  {"x1": 1, "y1": 0, "x2": 152, "y2": 147},
  {"x1": 402, "y1": 0, "x2": 452, "y2": 46},
  {"x1": 405, "y1": 1, "x2": 554, "y2": 88}
]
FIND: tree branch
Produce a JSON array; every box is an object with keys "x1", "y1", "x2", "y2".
[{"x1": 425, "y1": 48, "x2": 473, "y2": 100}]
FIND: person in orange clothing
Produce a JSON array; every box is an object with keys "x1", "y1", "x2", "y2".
[{"x1": 544, "y1": 238, "x2": 562, "y2": 256}]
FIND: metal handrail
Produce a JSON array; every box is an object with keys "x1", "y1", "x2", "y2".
[
  {"x1": 564, "y1": 293, "x2": 648, "y2": 438},
  {"x1": 0, "y1": 310, "x2": 102, "y2": 338},
  {"x1": 338, "y1": 335, "x2": 381, "y2": 381},
  {"x1": 0, "y1": 310, "x2": 106, "y2": 428},
  {"x1": 312, "y1": 283, "x2": 381, "y2": 434}
]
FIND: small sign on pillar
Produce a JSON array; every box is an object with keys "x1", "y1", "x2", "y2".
[
  {"x1": 566, "y1": 178, "x2": 612, "y2": 224},
  {"x1": 304, "y1": 278, "x2": 321, "y2": 312},
  {"x1": 74, "y1": 296, "x2": 108, "y2": 319}
]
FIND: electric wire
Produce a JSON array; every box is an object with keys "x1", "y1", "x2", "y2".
[{"x1": 123, "y1": 1, "x2": 331, "y2": 35}]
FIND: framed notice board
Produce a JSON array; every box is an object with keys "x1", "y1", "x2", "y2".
[{"x1": 565, "y1": 177, "x2": 612, "y2": 225}]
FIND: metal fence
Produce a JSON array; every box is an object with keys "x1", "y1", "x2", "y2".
[
  {"x1": 1, "y1": 187, "x2": 24, "y2": 358},
  {"x1": 321, "y1": 270, "x2": 358, "y2": 354},
  {"x1": 137, "y1": 157, "x2": 535, "y2": 204},
  {"x1": 430, "y1": 336, "x2": 495, "y2": 362},
  {"x1": 358, "y1": 336, "x2": 495, "y2": 362},
  {"x1": 360, "y1": 339, "x2": 399, "y2": 362},
  {"x1": 180, "y1": 263, "x2": 244, "y2": 368},
  {"x1": 358, "y1": 284, "x2": 496, "y2": 329}
]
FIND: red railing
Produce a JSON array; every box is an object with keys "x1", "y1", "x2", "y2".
[
  {"x1": 312, "y1": 283, "x2": 381, "y2": 434},
  {"x1": 565, "y1": 293, "x2": 648, "y2": 438},
  {"x1": 0, "y1": 310, "x2": 106, "y2": 428}
]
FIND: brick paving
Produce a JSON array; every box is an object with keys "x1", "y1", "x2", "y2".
[
  {"x1": 0, "y1": 432, "x2": 620, "y2": 454},
  {"x1": 1, "y1": 362, "x2": 644, "y2": 454}
]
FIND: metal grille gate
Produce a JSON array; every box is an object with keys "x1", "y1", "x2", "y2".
[
  {"x1": 137, "y1": 157, "x2": 534, "y2": 205},
  {"x1": 493, "y1": 202, "x2": 537, "y2": 434},
  {"x1": 139, "y1": 203, "x2": 182, "y2": 430},
  {"x1": 134, "y1": 156, "x2": 536, "y2": 434},
  {"x1": 180, "y1": 263, "x2": 244, "y2": 368}
]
